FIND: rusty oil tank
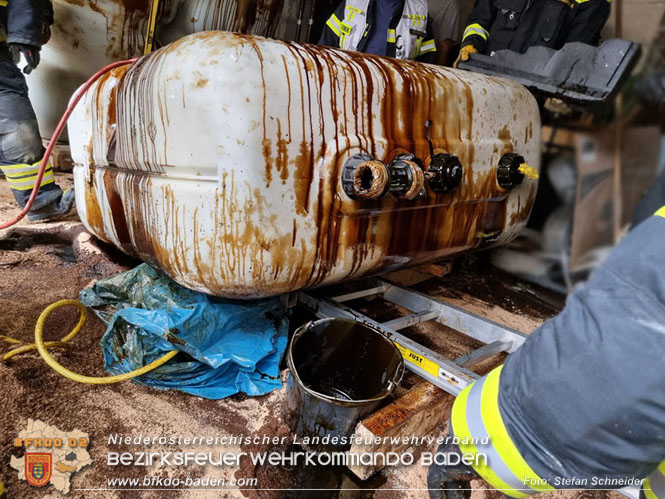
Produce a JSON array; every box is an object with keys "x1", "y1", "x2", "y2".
[
  {"x1": 27, "y1": 0, "x2": 283, "y2": 138},
  {"x1": 68, "y1": 32, "x2": 541, "y2": 299}
]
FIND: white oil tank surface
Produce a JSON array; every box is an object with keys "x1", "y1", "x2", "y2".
[{"x1": 69, "y1": 32, "x2": 541, "y2": 299}]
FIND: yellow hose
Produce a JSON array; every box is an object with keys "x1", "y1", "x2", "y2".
[{"x1": 3, "y1": 299, "x2": 178, "y2": 384}]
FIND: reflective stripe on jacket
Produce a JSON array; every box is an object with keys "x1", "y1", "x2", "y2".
[
  {"x1": 644, "y1": 462, "x2": 665, "y2": 499},
  {"x1": 452, "y1": 206, "x2": 665, "y2": 496},
  {"x1": 460, "y1": 0, "x2": 610, "y2": 54},
  {"x1": 451, "y1": 366, "x2": 554, "y2": 497},
  {"x1": 0, "y1": 161, "x2": 54, "y2": 190},
  {"x1": 322, "y1": 0, "x2": 437, "y2": 60}
]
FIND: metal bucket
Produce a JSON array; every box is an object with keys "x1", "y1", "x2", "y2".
[{"x1": 286, "y1": 318, "x2": 405, "y2": 452}]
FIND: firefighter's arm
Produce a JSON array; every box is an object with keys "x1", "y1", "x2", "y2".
[
  {"x1": 564, "y1": 0, "x2": 611, "y2": 46},
  {"x1": 6, "y1": 0, "x2": 49, "y2": 47},
  {"x1": 425, "y1": 0, "x2": 460, "y2": 65},
  {"x1": 460, "y1": 0, "x2": 496, "y2": 53},
  {"x1": 318, "y1": 3, "x2": 346, "y2": 48},
  {"x1": 643, "y1": 461, "x2": 665, "y2": 499},
  {"x1": 415, "y1": 22, "x2": 439, "y2": 64}
]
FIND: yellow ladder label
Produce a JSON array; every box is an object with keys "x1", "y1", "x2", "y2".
[{"x1": 394, "y1": 342, "x2": 440, "y2": 378}]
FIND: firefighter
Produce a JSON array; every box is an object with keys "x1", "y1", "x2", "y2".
[
  {"x1": 427, "y1": 206, "x2": 665, "y2": 499},
  {"x1": 454, "y1": 0, "x2": 611, "y2": 67},
  {"x1": 0, "y1": 0, "x2": 75, "y2": 222},
  {"x1": 319, "y1": 0, "x2": 460, "y2": 64}
]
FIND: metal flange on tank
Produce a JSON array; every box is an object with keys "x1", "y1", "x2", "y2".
[
  {"x1": 341, "y1": 153, "x2": 464, "y2": 200},
  {"x1": 426, "y1": 154, "x2": 464, "y2": 193},
  {"x1": 388, "y1": 154, "x2": 427, "y2": 200}
]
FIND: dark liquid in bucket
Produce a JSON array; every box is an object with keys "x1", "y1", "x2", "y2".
[
  {"x1": 295, "y1": 324, "x2": 396, "y2": 401},
  {"x1": 286, "y1": 318, "x2": 404, "y2": 452},
  {"x1": 308, "y1": 379, "x2": 358, "y2": 401}
]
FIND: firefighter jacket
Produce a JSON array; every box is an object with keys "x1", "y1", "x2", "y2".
[
  {"x1": 460, "y1": 0, "x2": 610, "y2": 55},
  {"x1": 320, "y1": 0, "x2": 438, "y2": 62},
  {"x1": 0, "y1": 0, "x2": 53, "y2": 47},
  {"x1": 450, "y1": 207, "x2": 665, "y2": 497}
]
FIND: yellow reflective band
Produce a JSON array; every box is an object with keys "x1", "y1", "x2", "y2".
[
  {"x1": 645, "y1": 462, "x2": 665, "y2": 499},
  {"x1": 406, "y1": 14, "x2": 425, "y2": 27},
  {"x1": 387, "y1": 28, "x2": 396, "y2": 42},
  {"x1": 480, "y1": 368, "x2": 555, "y2": 494},
  {"x1": 326, "y1": 15, "x2": 342, "y2": 37},
  {"x1": 415, "y1": 37, "x2": 423, "y2": 56},
  {"x1": 0, "y1": 0, "x2": 7, "y2": 7},
  {"x1": 655, "y1": 206, "x2": 665, "y2": 219},
  {"x1": 418, "y1": 39, "x2": 437, "y2": 55},
  {"x1": 451, "y1": 382, "x2": 527, "y2": 498},
  {"x1": 6, "y1": 169, "x2": 54, "y2": 191},
  {"x1": 406, "y1": 14, "x2": 427, "y2": 27},
  {"x1": 644, "y1": 478, "x2": 659, "y2": 499},
  {"x1": 1, "y1": 162, "x2": 38, "y2": 170},
  {"x1": 345, "y1": 5, "x2": 363, "y2": 21},
  {"x1": 463, "y1": 23, "x2": 489, "y2": 42},
  {"x1": 3, "y1": 166, "x2": 41, "y2": 179},
  {"x1": 8, "y1": 178, "x2": 55, "y2": 191}
]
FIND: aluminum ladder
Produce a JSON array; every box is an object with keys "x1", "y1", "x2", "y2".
[{"x1": 296, "y1": 277, "x2": 529, "y2": 396}]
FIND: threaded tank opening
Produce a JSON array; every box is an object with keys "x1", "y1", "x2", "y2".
[{"x1": 352, "y1": 160, "x2": 389, "y2": 199}]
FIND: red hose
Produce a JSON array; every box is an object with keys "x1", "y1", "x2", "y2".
[{"x1": 0, "y1": 58, "x2": 138, "y2": 230}]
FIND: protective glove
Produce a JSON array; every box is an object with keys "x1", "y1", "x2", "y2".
[
  {"x1": 544, "y1": 97, "x2": 573, "y2": 116},
  {"x1": 453, "y1": 45, "x2": 478, "y2": 69},
  {"x1": 9, "y1": 43, "x2": 41, "y2": 74},
  {"x1": 427, "y1": 440, "x2": 478, "y2": 499}
]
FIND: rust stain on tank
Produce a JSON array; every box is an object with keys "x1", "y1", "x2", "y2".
[
  {"x1": 102, "y1": 169, "x2": 133, "y2": 252},
  {"x1": 73, "y1": 33, "x2": 540, "y2": 298},
  {"x1": 83, "y1": 175, "x2": 108, "y2": 241},
  {"x1": 194, "y1": 78, "x2": 209, "y2": 88}
]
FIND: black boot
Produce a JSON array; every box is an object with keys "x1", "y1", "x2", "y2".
[{"x1": 27, "y1": 189, "x2": 75, "y2": 222}]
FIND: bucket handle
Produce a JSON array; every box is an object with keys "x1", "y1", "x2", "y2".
[{"x1": 386, "y1": 356, "x2": 406, "y2": 393}]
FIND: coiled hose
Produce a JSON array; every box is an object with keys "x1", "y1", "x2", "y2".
[
  {"x1": 2, "y1": 300, "x2": 177, "y2": 383},
  {"x1": 0, "y1": 56, "x2": 177, "y2": 381}
]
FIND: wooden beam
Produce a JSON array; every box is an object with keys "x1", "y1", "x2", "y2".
[{"x1": 347, "y1": 382, "x2": 453, "y2": 480}]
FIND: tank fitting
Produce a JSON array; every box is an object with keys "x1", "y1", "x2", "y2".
[
  {"x1": 388, "y1": 154, "x2": 426, "y2": 200},
  {"x1": 497, "y1": 153, "x2": 526, "y2": 189},
  {"x1": 426, "y1": 154, "x2": 463, "y2": 193},
  {"x1": 341, "y1": 154, "x2": 390, "y2": 200}
]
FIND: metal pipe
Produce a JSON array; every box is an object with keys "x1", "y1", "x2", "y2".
[
  {"x1": 295, "y1": 0, "x2": 306, "y2": 43},
  {"x1": 305, "y1": 0, "x2": 316, "y2": 43}
]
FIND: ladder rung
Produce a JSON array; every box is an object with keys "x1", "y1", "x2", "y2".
[
  {"x1": 455, "y1": 340, "x2": 512, "y2": 368},
  {"x1": 382, "y1": 310, "x2": 440, "y2": 331},
  {"x1": 332, "y1": 285, "x2": 388, "y2": 303}
]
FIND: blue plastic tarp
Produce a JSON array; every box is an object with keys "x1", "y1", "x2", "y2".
[{"x1": 79, "y1": 264, "x2": 289, "y2": 399}]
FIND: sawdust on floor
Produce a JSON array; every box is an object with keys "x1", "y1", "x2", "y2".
[{"x1": 0, "y1": 174, "x2": 621, "y2": 499}]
